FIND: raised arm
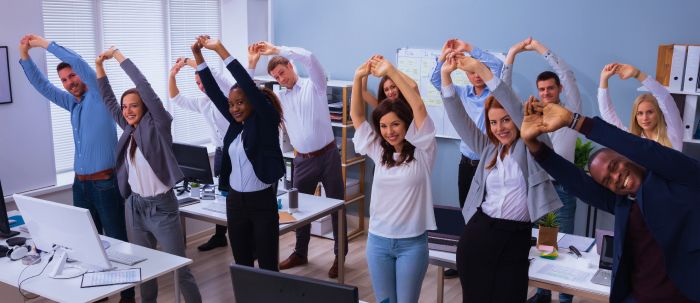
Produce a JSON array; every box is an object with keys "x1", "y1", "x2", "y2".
[
  {"x1": 95, "y1": 49, "x2": 127, "y2": 129},
  {"x1": 191, "y1": 39, "x2": 233, "y2": 124},
  {"x1": 597, "y1": 63, "x2": 627, "y2": 130},
  {"x1": 351, "y1": 60, "x2": 371, "y2": 129},
  {"x1": 258, "y1": 42, "x2": 327, "y2": 93},
  {"x1": 371, "y1": 56, "x2": 427, "y2": 129},
  {"x1": 533, "y1": 40, "x2": 582, "y2": 112},
  {"x1": 27, "y1": 35, "x2": 99, "y2": 94},
  {"x1": 501, "y1": 38, "x2": 532, "y2": 86},
  {"x1": 168, "y1": 58, "x2": 186, "y2": 99},
  {"x1": 441, "y1": 54, "x2": 489, "y2": 153},
  {"x1": 17, "y1": 35, "x2": 74, "y2": 110},
  {"x1": 201, "y1": 37, "x2": 278, "y2": 122},
  {"x1": 619, "y1": 64, "x2": 683, "y2": 150},
  {"x1": 360, "y1": 73, "x2": 379, "y2": 108}
]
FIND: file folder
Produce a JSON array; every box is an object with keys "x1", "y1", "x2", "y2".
[
  {"x1": 683, "y1": 46, "x2": 700, "y2": 93},
  {"x1": 669, "y1": 45, "x2": 687, "y2": 92}
]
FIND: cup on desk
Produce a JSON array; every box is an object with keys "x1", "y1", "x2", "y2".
[{"x1": 288, "y1": 188, "x2": 298, "y2": 213}]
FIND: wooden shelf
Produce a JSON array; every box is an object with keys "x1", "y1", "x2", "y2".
[
  {"x1": 683, "y1": 138, "x2": 700, "y2": 144},
  {"x1": 332, "y1": 121, "x2": 353, "y2": 128},
  {"x1": 344, "y1": 193, "x2": 364, "y2": 204},
  {"x1": 342, "y1": 157, "x2": 365, "y2": 166}
]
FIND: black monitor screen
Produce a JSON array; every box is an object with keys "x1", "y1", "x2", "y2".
[
  {"x1": 0, "y1": 179, "x2": 15, "y2": 235},
  {"x1": 599, "y1": 235, "x2": 614, "y2": 270},
  {"x1": 230, "y1": 264, "x2": 358, "y2": 303},
  {"x1": 430, "y1": 205, "x2": 465, "y2": 239},
  {"x1": 172, "y1": 143, "x2": 214, "y2": 185}
]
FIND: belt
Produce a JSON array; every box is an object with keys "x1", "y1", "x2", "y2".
[
  {"x1": 76, "y1": 168, "x2": 114, "y2": 181},
  {"x1": 296, "y1": 142, "x2": 336, "y2": 159},
  {"x1": 461, "y1": 155, "x2": 480, "y2": 166}
]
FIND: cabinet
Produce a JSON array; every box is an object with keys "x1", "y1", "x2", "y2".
[{"x1": 256, "y1": 76, "x2": 367, "y2": 239}]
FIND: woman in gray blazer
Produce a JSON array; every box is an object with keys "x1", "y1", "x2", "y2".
[
  {"x1": 96, "y1": 47, "x2": 202, "y2": 303},
  {"x1": 440, "y1": 52, "x2": 562, "y2": 303}
]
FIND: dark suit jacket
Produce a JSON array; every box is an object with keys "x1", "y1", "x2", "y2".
[
  {"x1": 198, "y1": 58, "x2": 284, "y2": 191},
  {"x1": 534, "y1": 117, "x2": 700, "y2": 302}
]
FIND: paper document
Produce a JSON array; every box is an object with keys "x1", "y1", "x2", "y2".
[
  {"x1": 279, "y1": 211, "x2": 297, "y2": 224},
  {"x1": 81, "y1": 268, "x2": 141, "y2": 288},
  {"x1": 558, "y1": 234, "x2": 595, "y2": 252},
  {"x1": 536, "y1": 264, "x2": 590, "y2": 283}
]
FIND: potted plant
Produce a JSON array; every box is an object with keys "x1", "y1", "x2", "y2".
[
  {"x1": 190, "y1": 182, "x2": 201, "y2": 198},
  {"x1": 537, "y1": 212, "x2": 560, "y2": 250},
  {"x1": 575, "y1": 137, "x2": 594, "y2": 170}
]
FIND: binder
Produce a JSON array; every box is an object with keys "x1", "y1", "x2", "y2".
[
  {"x1": 656, "y1": 44, "x2": 674, "y2": 86},
  {"x1": 669, "y1": 45, "x2": 687, "y2": 92},
  {"x1": 682, "y1": 95, "x2": 697, "y2": 140},
  {"x1": 683, "y1": 46, "x2": 700, "y2": 93}
]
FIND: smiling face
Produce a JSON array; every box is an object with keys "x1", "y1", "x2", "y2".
[
  {"x1": 382, "y1": 78, "x2": 400, "y2": 101},
  {"x1": 487, "y1": 107, "x2": 517, "y2": 146},
  {"x1": 635, "y1": 100, "x2": 659, "y2": 132},
  {"x1": 379, "y1": 111, "x2": 407, "y2": 150},
  {"x1": 589, "y1": 149, "x2": 645, "y2": 196},
  {"x1": 121, "y1": 92, "x2": 145, "y2": 126},
  {"x1": 228, "y1": 88, "x2": 252, "y2": 123},
  {"x1": 537, "y1": 78, "x2": 562, "y2": 104},
  {"x1": 58, "y1": 67, "x2": 87, "y2": 99}
]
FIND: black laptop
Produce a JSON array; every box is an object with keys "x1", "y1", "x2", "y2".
[
  {"x1": 427, "y1": 205, "x2": 465, "y2": 253},
  {"x1": 0, "y1": 180, "x2": 19, "y2": 238},
  {"x1": 590, "y1": 235, "x2": 614, "y2": 286}
]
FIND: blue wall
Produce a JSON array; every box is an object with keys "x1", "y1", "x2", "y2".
[{"x1": 272, "y1": 0, "x2": 700, "y2": 208}]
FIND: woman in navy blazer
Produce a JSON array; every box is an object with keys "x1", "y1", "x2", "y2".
[{"x1": 192, "y1": 36, "x2": 284, "y2": 271}]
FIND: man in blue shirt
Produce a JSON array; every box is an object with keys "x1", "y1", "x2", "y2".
[
  {"x1": 430, "y1": 39, "x2": 503, "y2": 278},
  {"x1": 19, "y1": 35, "x2": 133, "y2": 302}
]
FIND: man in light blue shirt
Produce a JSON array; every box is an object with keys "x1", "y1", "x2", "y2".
[
  {"x1": 18, "y1": 34, "x2": 133, "y2": 302},
  {"x1": 430, "y1": 39, "x2": 503, "y2": 279}
]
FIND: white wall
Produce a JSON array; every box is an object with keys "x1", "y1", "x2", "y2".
[{"x1": 0, "y1": 0, "x2": 56, "y2": 196}]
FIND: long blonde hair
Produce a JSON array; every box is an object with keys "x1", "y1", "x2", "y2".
[{"x1": 628, "y1": 93, "x2": 672, "y2": 148}]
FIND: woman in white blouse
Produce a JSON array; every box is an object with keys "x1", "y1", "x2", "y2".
[
  {"x1": 598, "y1": 63, "x2": 682, "y2": 150},
  {"x1": 351, "y1": 55, "x2": 436, "y2": 303}
]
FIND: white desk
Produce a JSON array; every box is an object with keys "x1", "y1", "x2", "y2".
[
  {"x1": 429, "y1": 231, "x2": 610, "y2": 303},
  {"x1": 0, "y1": 230, "x2": 191, "y2": 303},
  {"x1": 178, "y1": 192, "x2": 348, "y2": 283}
]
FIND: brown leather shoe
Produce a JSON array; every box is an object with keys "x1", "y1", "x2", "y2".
[
  {"x1": 279, "y1": 253, "x2": 308, "y2": 270},
  {"x1": 328, "y1": 257, "x2": 339, "y2": 279}
]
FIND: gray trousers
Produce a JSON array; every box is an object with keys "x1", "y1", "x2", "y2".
[
  {"x1": 126, "y1": 191, "x2": 202, "y2": 303},
  {"x1": 292, "y1": 147, "x2": 348, "y2": 257}
]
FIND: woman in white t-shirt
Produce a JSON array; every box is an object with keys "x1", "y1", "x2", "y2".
[{"x1": 351, "y1": 55, "x2": 437, "y2": 303}]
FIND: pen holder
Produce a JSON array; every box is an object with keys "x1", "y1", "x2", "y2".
[{"x1": 288, "y1": 188, "x2": 298, "y2": 213}]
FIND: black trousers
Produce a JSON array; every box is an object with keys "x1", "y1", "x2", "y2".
[
  {"x1": 226, "y1": 186, "x2": 279, "y2": 271},
  {"x1": 456, "y1": 208, "x2": 531, "y2": 303},
  {"x1": 458, "y1": 155, "x2": 479, "y2": 208}
]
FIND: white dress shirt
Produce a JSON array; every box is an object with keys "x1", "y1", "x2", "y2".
[
  {"x1": 481, "y1": 147, "x2": 529, "y2": 222},
  {"x1": 597, "y1": 76, "x2": 683, "y2": 151},
  {"x1": 127, "y1": 142, "x2": 171, "y2": 197},
  {"x1": 353, "y1": 118, "x2": 437, "y2": 238},
  {"x1": 228, "y1": 131, "x2": 270, "y2": 192},
  {"x1": 275, "y1": 46, "x2": 334, "y2": 153}
]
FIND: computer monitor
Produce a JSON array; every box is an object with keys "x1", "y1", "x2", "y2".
[
  {"x1": 13, "y1": 194, "x2": 111, "y2": 277},
  {"x1": 0, "y1": 180, "x2": 19, "y2": 238},
  {"x1": 230, "y1": 264, "x2": 359, "y2": 303},
  {"x1": 172, "y1": 143, "x2": 214, "y2": 187},
  {"x1": 428, "y1": 205, "x2": 465, "y2": 240}
]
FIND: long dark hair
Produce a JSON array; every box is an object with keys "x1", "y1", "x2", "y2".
[
  {"x1": 120, "y1": 88, "x2": 147, "y2": 161},
  {"x1": 377, "y1": 76, "x2": 406, "y2": 102},
  {"x1": 371, "y1": 100, "x2": 416, "y2": 167}
]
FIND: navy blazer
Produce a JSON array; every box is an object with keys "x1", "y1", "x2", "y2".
[
  {"x1": 535, "y1": 117, "x2": 700, "y2": 303},
  {"x1": 198, "y1": 58, "x2": 284, "y2": 191}
]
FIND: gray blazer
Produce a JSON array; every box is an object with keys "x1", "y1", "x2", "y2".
[
  {"x1": 98, "y1": 59, "x2": 184, "y2": 199},
  {"x1": 442, "y1": 78, "x2": 562, "y2": 223}
]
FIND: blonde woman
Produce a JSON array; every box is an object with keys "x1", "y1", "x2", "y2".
[{"x1": 598, "y1": 63, "x2": 682, "y2": 150}]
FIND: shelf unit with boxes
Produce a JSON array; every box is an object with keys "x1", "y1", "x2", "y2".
[
  {"x1": 255, "y1": 75, "x2": 367, "y2": 240},
  {"x1": 638, "y1": 86, "x2": 700, "y2": 146}
]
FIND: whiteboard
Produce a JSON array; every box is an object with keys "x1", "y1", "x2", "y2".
[{"x1": 396, "y1": 48, "x2": 504, "y2": 139}]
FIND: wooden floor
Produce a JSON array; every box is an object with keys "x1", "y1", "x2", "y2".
[{"x1": 33, "y1": 229, "x2": 602, "y2": 303}]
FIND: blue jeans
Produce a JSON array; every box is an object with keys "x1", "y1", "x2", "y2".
[
  {"x1": 366, "y1": 232, "x2": 428, "y2": 303},
  {"x1": 72, "y1": 175, "x2": 133, "y2": 299},
  {"x1": 537, "y1": 184, "x2": 577, "y2": 303}
]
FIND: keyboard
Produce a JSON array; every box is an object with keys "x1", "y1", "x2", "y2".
[
  {"x1": 203, "y1": 202, "x2": 226, "y2": 214},
  {"x1": 107, "y1": 250, "x2": 147, "y2": 266},
  {"x1": 177, "y1": 197, "x2": 200, "y2": 207}
]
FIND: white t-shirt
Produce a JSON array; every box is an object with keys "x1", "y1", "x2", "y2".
[
  {"x1": 126, "y1": 142, "x2": 170, "y2": 197},
  {"x1": 353, "y1": 117, "x2": 437, "y2": 238}
]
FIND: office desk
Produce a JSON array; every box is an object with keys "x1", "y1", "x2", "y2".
[
  {"x1": 178, "y1": 192, "x2": 347, "y2": 283},
  {"x1": 429, "y1": 232, "x2": 610, "y2": 303},
  {"x1": 0, "y1": 230, "x2": 192, "y2": 303}
]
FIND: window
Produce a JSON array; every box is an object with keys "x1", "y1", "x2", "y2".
[{"x1": 42, "y1": 0, "x2": 222, "y2": 173}]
